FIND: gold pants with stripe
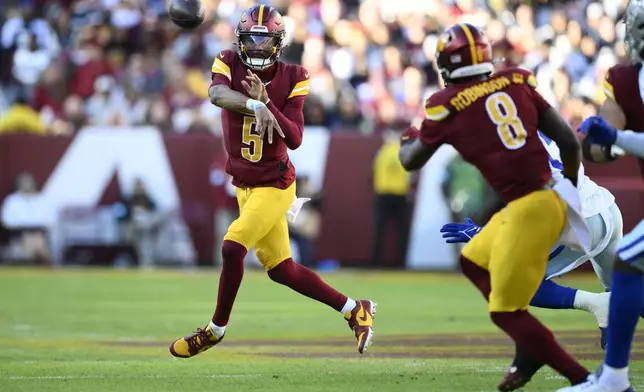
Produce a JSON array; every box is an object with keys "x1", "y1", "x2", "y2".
[
  {"x1": 462, "y1": 189, "x2": 567, "y2": 312},
  {"x1": 224, "y1": 183, "x2": 295, "y2": 271}
]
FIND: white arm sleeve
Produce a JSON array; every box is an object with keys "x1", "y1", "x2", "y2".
[{"x1": 616, "y1": 130, "x2": 644, "y2": 158}]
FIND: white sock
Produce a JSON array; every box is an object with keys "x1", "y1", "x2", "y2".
[
  {"x1": 208, "y1": 321, "x2": 226, "y2": 339},
  {"x1": 599, "y1": 365, "x2": 630, "y2": 390},
  {"x1": 340, "y1": 298, "x2": 357, "y2": 316},
  {"x1": 573, "y1": 290, "x2": 596, "y2": 312},
  {"x1": 573, "y1": 290, "x2": 610, "y2": 328}
]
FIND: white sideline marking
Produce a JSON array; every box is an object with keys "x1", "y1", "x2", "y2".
[{"x1": 5, "y1": 374, "x2": 262, "y2": 380}]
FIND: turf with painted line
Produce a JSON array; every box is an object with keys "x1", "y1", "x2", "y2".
[{"x1": 0, "y1": 268, "x2": 641, "y2": 391}]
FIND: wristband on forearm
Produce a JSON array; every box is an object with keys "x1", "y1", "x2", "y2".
[{"x1": 246, "y1": 99, "x2": 266, "y2": 111}]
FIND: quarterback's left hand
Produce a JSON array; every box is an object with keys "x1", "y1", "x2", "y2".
[
  {"x1": 578, "y1": 116, "x2": 617, "y2": 146},
  {"x1": 440, "y1": 218, "x2": 481, "y2": 244},
  {"x1": 242, "y1": 70, "x2": 269, "y2": 103}
]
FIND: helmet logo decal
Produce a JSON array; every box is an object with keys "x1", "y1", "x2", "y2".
[{"x1": 437, "y1": 32, "x2": 451, "y2": 52}]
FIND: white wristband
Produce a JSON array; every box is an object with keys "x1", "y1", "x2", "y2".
[{"x1": 246, "y1": 99, "x2": 266, "y2": 111}]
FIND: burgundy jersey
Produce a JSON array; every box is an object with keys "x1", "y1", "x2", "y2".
[
  {"x1": 604, "y1": 64, "x2": 644, "y2": 176},
  {"x1": 211, "y1": 49, "x2": 310, "y2": 189},
  {"x1": 419, "y1": 68, "x2": 553, "y2": 202}
]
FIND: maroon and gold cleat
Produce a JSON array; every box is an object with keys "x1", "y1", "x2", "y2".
[
  {"x1": 345, "y1": 300, "x2": 377, "y2": 354},
  {"x1": 498, "y1": 347, "x2": 544, "y2": 391},
  {"x1": 169, "y1": 324, "x2": 224, "y2": 358},
  {"x1": 498, "y1": 358, "x2": 545, "y2": 392},
  {"x1": 498, "y1": 365, "x2": 534, "y2": 391}
]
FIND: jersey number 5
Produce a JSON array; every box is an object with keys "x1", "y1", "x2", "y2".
[
  {"x1": 242, "y1": 116, "x2": 263, "y2": 162},
  {"x1": 485, "y1": 92, "x2": 528, "y2": 150}
]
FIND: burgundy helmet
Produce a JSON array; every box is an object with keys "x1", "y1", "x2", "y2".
[
  {"x1": 435, "y1": 23, "x2": 494, "y2": 82},
  {"x1": 236, "y1": 5, "x2": 286, "y2": 70}
]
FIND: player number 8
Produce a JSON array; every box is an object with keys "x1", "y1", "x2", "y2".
[
  {"x1": 485, "y1": 92, "x2": 527, "y2": 150},
  {"x1": 242, "y1": 116, "x2": 263, "y2": 162}
]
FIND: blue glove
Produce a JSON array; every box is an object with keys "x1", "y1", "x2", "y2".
[
  {"x1": 578, "y1": 116, "x2": 617, "y2": 145},
  {"x1": 439, "y1": 218, "x2": 481, "y2": 244}
]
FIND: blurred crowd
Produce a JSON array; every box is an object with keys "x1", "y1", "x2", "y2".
[{"x1": 0, "y1": 0, "x2": 631, "y2": 136}]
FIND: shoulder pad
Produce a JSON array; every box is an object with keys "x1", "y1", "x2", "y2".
[
  {"x1": 211, "y1": 49, "x2": 237, "y2": 82},
  {"x1": 287, "y1": 65, "x2": 310, "y2": 99},
  {"x1": 424, "y1": 91, "x2": 452, "y2": 122},
  {"x1": 604, "y1": 64, "x2": 640, "y2": 103}
]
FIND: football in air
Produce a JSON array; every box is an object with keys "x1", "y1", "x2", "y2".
[{"x1": 168, "y1": 0, "x2": 205, "y2": 29}]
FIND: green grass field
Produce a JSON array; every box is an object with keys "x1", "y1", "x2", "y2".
[{"x1": 0, "y1": 268, "x2": 641, "y2": 392}]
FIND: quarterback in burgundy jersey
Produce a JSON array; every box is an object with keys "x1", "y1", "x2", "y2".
[
  {"x1": 399, "y1": 23, "x2": 590, "y2": 391},
  {"x1": 169, "y1": 5, "x2": 376, "y2": 359},
  {"x1": 211, "y1": 47, "x2": 306, "y2": 188}
]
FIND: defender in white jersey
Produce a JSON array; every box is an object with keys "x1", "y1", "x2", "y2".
[
  {"x1": 560, "y1": 4, "x2": 644, "y2": 390},
  {"x1": 559, "y1": 119, "x2": 643, "y2": 392},
  {"x1": 537, "y1": 132, "x2": 623, "y2": 287}
]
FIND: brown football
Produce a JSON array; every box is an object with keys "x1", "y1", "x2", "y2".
[
  {"x1": 168, "y1": 0, "x2": 205, "y2": 29},
  {"x1": 581, "y1": 136, "x2": 622, "y2": 163}
]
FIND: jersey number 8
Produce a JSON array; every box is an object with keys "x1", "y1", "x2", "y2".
[
  {"x1": 242, "y1": 116, "x2": 263, "y2": 162},
  {"x1": 485, "y1": 92, "x2": 528, "y2": 150}
]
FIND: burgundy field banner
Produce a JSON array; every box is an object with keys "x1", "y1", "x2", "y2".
[{"x1": 1, "y1": 129, "x2": 643, "y2": 268}]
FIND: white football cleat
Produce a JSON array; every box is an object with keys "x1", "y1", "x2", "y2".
[{"x1": 556, "y1": 377, "x2": 632, "y2": 392}]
